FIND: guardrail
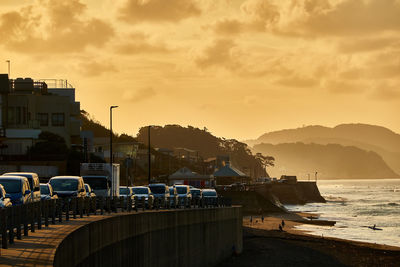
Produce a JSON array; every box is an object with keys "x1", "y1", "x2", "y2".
[{"x1": 0, "y1": 196, "x2": 231, "y2": 249}]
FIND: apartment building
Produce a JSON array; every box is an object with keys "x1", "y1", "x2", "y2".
[{"x1": 0, "y1": 74, "x2": 80, "y2": 156}]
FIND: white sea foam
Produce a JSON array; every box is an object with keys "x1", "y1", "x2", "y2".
[{"x1": 285, "y1": 179, "x2": 400, "y2": 247}]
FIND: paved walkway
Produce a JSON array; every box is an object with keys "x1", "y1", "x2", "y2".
[{"x1": 0, "y1": 215, "x2": 112, "y2": 266}]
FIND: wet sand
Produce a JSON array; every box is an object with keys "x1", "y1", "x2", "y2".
[{"x1": 218, "y1": 213, "x2": 400, "y2": 267}]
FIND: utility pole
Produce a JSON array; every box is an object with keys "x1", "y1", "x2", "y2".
[
  {"x1": 110, "y1": 105, "x2": 118, "y2": 196},
  {"x1": 148, "y1": 125, "x2": 151, "y2": 184},
  {"x1": 5, "y1": 60, "x2": 10, "y2": 77}
]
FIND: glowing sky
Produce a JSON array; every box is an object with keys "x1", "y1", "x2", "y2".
[{"x1": 1, "y1": 0, "x2": 399, "y2": 140}]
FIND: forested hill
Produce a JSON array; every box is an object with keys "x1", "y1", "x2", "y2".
[
  {"x1": 253, "y1": 142, "x2": 399, "y2": 179},
  {"x1": 137, "y1": 125, "x2": 270, "y2": 178},
  {"x1": 80, "y1": 110, "x2": 136, "y2": 142}
]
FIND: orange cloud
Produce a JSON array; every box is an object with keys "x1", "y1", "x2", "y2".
[
  {"x1": 0, "y1": 0, "x2": 114, "y2": 53},
  {"x1": 123, "y1": 87, "x2": 157, "y2": 103},
  {"x1": 119, "y1": 0, "x2": 201, "y2": 23},
  {"x1": 115, "y1": 32, "x2": 171, "y2": 54},
  {"x1": 194, "y1": 39, "x2": 242, "y2": 70}
]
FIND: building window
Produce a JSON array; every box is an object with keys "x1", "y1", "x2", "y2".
[
  {"x1": 51, "y1": 113, "x2": 65, "y2": 126},
  {"x1": 37, "y1": 113, "x2": 48, "y2": 126}
]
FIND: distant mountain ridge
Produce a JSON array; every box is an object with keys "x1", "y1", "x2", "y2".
[
  {"x1": 247, "y1": 124, "x2": 400, "y2": 179},
  {"x1": 253, "y1": 142, "x2": 398, "y2": 179}
]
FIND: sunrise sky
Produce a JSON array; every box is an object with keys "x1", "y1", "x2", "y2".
[{"x1": 0, "y1": 0, "x2": 399, "y2": 140}]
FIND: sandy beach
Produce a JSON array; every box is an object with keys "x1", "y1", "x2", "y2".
[{"x1": 218, "y1": 213, "x2": 400, "y2": 267}]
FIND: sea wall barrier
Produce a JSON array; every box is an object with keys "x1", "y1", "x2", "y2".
[
  {"x1": 54, "y1": 207, "x2": 242, "y2": 267},
  {"x1": 0, "y1": 196, "x2": 241, "y2": 267}
]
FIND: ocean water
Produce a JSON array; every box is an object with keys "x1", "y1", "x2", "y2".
[{"x1": 285, "y1": 179, "x2": 400, "y2": 247}]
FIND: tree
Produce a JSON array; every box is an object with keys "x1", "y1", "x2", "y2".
[
  {"x1": 29, "y1": 131, "x2": 68, "y2": 158},
  {"x1": 255, "y1": 152, "x2": 275, "y2": 171}
]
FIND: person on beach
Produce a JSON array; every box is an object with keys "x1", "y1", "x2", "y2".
[
  {"x1": 281, "y1": 219, "x2": 285, "y2": 228},
  {"x1": 279, "y1": 224, "x2": 283, "y2": 231},
  {"x1": 372, "y1": 224, "x2": 376, "y2": 230},
  {"x1": 261, "y1": 214, "x2": 264, "y2": 223},
  {"x1": 250, "y1": 216, "x2": 253, "y2": 225}
]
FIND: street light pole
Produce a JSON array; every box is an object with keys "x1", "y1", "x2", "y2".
[
  {"x1": 110, "y1": 105, "x2": 118, "y2": 196},
  {"x1": 148, "y1": 125, "x2": 151, "y2": 184},
  {"x1": 5, "y1": 60, "x2": 10, "y2": 77}
]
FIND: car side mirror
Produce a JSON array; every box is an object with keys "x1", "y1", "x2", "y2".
[{"x1": 24, "y1": 190, "x2": 31, "y2": 195}]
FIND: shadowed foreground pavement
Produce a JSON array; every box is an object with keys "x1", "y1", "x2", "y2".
[
  {"x1": 0, "y1": 215, "x2": 112, "y2": 267},
  {"x1": 218, "y1": 227, "x2": 400, "y2": 267}
]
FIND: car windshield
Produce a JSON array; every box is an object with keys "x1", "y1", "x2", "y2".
[
  {"x1": 82, "y1": 177, "x2": 108, "y2": 190},
  {"x1": 6, "y1": 173, "x2": 34, "y2": 189},
  {"x1": 203, "y1": 191, "x2": 217, "y2": 197},
  {"x1": 133, "y1": 188, "x2": 149, "y2": 194},
  {"x1": 176, "y1": 187, "x2": 187, "y2": 194},
  {"x1": 50, "y1": 179, "x2": 78, "y2": 191},
  {"x1": 191, "y1": 189, "x2": 200, "y2": 196},
  {"x1": 119, "y1": 188, "x2": 130, "y2": 195},
  {"x1": 40, "y1": 185, "x2": 50, "y2": 195},
  {"x1": 149, "y1": 185, "x2": 166, "y2": 194},
  {"x1": 0, "y1": 179, "x2": 21, "y2": 193}
]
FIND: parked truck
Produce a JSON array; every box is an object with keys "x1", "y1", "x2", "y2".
[{"x1": 80, "y1": 163, "x2": 120, "y2": 197}]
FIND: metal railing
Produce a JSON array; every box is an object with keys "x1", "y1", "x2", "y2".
[{"x1": 0, "y1": 196, "x2": 231, "y2": 249}]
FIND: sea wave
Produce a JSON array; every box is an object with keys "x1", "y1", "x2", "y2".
[{"x1": 324, "y1": 195, "x2": 347, "y2": 202}]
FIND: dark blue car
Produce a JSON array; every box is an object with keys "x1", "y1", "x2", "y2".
[{"x1": 0, "y1": 176, "x2": 32, "y2": 205}]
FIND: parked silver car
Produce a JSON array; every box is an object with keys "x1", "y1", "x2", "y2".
[
  {"x1": 132, "y1": 186, "x2": 154, "y2": 207},
  {"x1": 49, "y1": 176, "x2": 86, "y2": 198},
  {"x1": 168, "y1": 187, "x2": 179, "y2": 206},
  {"x1": 40, "y1": 183, "x2": 58, "y2": 200},
  {"x1": 0, "y1": 184, "x2": 12, "y2": 208},
  {"x1": 149, "y1": 183, "x2": 170, "y2": 203},
  {"x1": 119, "y1": 186, "x2": 135, "y2": 207},
  {"x1": 85, "y1": 184, "x2": 96, "y2": 198}
]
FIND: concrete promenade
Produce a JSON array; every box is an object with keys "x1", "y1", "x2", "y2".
[
  {"x1": 0, "y1": 207, "x2": 242, "y2": 267},
  {"x1": 0, "y1": 214, "x2": 113, "y2": 266}
]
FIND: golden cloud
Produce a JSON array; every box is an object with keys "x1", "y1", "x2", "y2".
[
  {"x1": 194, "y1": 39, "x2": 242, "y2": 70},
  {"x1": 122, "y1": 87, "x2": 157, "y2": 103},
  {"x1": 119, "y1": 0, "x2": 201, "y2": 23},
  {"x1": 115, "y1": 32, "x2": 171, "y2": 54},
  {"x1": 77, "y1": 60, "x2": 117, "y2": 77},
  {"x1": 0, "y1": 0, "x2": 114, "y2": 53}
]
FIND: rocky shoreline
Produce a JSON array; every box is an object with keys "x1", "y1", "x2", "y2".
[{"x1": 218, "y1": 181, "x2": 325, "y2": 215}]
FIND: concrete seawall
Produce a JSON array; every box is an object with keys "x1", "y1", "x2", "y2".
[{"x1": 54, "y1": 207, "x2": 242, "y2": 267}]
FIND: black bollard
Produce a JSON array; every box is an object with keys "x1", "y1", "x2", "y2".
[
  {"x1": 16, "y1": 205, "x2": 22, "y2": 240},
  {"x1": 1, "y1": 209, "x2": 7, "y2": 249}
]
